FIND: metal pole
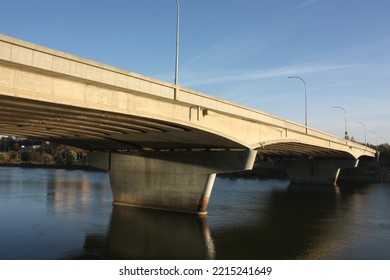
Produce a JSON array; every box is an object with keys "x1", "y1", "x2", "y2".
[
  {"x1": 369, "y1": 130, "x2": 377, "y2": 146},
  {"x1": 355, "y1": 122, "x2": 366, "y2": 144},
  {"x1": 333, "y1": 106, "x2": 348, "y2": 139},
  {"x1": 288, "y1": 76, "x2": 307, "y2": 127},
  {"x1": 378, "y1": 136, "x2": 388, "y2": 145},
  {"x1": 175, "y1": 0, "x2": 180, "y2": 86}
]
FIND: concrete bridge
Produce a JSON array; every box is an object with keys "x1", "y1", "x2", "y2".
[{"x1": 0, "y1": 34, "x2": 376, "y2": 215}]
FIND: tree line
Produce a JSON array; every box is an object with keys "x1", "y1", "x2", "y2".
[
  {"x1": 1, "y1": 136, "x2": 390, "y2": 167},
  {"x1": 0, "y1": 136, "x2": 86, "y2": 166}
]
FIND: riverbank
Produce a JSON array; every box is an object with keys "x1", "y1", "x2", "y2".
[
  {"x1": 0, "y1": 162, "x2": 103, "y2": 171},
  {"x1": 338, "y1": 166, "x2": 390, "y2": 182},
  {"x1": 2, "y1": 162, "x2": 390, "y2": 182},
  {"x1": 219, "y1": 165, "x2": 390, "y2": 183}
]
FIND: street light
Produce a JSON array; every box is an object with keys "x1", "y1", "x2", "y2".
[
  {"x1": 379, "y1": 136, "x2": 388, "y2": 145},
  {"x1": 369, "y1": 130, "x2": 377, "y2": 146},
  {"x1": 175, "y1": 0, "x2": 180, "y2": 86},
  {"x1": 355, "y1": 122, "x2": 367, "y2": 144},
  {"x1": 288, "y1": 76, "x2": 307, "y2": 127},
  {"x1": 332, "y1": 106, "x2": 348, "y2": 139},
  {"x1": 369, "y1": 131, "x2": 387, "y2": 148}
]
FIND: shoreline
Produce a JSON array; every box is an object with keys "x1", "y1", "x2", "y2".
[
  {"x1": 218, "y1": 166, "x2": 390, "y2": 183},
  {"x1": 0, "y1": 162, "x2": 104, "y2": 172},
  {"x1": 338, "y1": 166, "x2": 390, "y2": 183},
  {"x1": 1, "y1": 163, "x2": 390, "y2": 182}
]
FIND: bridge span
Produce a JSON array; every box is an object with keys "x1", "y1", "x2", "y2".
[{"x1": 0, "y1": 34, "x2": 376, "y2": 214}]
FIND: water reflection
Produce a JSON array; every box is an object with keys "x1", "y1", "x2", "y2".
[
  {"x1": 79, "y1": 206, "x2": 215, "y2": 259},
  {"x1": 74, "y1": 181, "x2": 353, "y2": 260},
  {"x1": 45, "y1": 169, "x2": 111, "y2": 215},
  {"x1": 205, "y1": 182, "x2": 344, "y2": 259},
  {"x1": 207, "y1": 180, "x2": 388, "y2": 260},
  {"x1": 1, "y1": 168, "x2": 390, "y2": 260}
]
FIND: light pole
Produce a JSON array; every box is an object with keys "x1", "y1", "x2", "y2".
[
  {"x1": 369, "y1": 130, "x2": 377, "y2": 146},
  {"x1": 288, "y1": 76, "x2": 307, "y2": 127},
  {"x1": 355, "y1": 122, "x2": 367, "y2": 144},
  {"x1": 175, "y1": 0, "x2": 180, "y2": 86},
  {"x1": 333, "y1": 106, "x2": 348, "y2": 139},
  {"x1": 379, "y1": 136, "x2": 388, "y2": 145}
]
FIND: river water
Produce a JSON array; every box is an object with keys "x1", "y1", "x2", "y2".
[{"x1": 0, "y1": 167, "x2": 389, "y2": 260}]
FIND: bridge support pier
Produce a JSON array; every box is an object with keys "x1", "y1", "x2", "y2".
[
  {"x1": 88, "y1": 150, "x2": 256, "y2": 215},
  {"x1": 273, "y1": 158, "x2": 359, "y2": 185}
]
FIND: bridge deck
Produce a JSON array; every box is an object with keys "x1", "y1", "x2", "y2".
[{"x1": 0, "y1": 34, "x2": 376, "y2": 159}]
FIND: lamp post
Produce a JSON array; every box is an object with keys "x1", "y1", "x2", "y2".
[
  {"x1": 355, "y1": 122, "x2": 367, "y2": 145},
  {"x1": 379, "y1": 136, "x2": 388, "y2": 145},
  {"x1": 333, "y1": 106, "x2": 348, "y2": 139},
  {"x1": 288, "y1": 76, "x2": 307, "y2": 127},
  {"x1": 369, "y1": 130, "x2": 377, "y2": 146},
  {"x1": 175, "y1": 0, "x2": 180, "y2": 86}
]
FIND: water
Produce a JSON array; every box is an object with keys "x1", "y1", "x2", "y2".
[{"x1": 0, "y1": 167, "x2": 389, "y2": 260}]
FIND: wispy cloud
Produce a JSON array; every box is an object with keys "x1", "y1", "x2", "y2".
[
  {"x1": 180, "y1": 2, "x2": 306, "y2": 78},
  {"x1": 290, "y1": 0, "x2": 321, "y2": 11},
  {"x1": 183, "y1": 63, "x2": 353, "y2": 88},
  {"x1": 178, "y1": 0, "x2": 327, "y2": 89},
  {"x1": 180, "y1": 24, "x2": 293, "y2": 77}
]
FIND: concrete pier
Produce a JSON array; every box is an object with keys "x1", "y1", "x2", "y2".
[
  {"x1": 273, "y1": 158, "x2": 359, "y2": 185},
  {"x1": 89, "y1": 150, "x2": 256, "y2": 215}
]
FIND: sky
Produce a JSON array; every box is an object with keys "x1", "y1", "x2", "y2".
[{"x1": 1, "y1": 0, "x2": 389, "y2": 144}]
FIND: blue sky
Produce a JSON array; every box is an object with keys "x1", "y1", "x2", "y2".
[{"x1": 1, "y1": 0, "x2": 389, "y2": 144}]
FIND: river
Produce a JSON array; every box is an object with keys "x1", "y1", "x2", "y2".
[{"x1": 0, "y1": 167, "x2": 389, "y2": 260}]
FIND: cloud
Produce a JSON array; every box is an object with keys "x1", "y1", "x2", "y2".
[
  {"x1": 290, "y1": 0, "x2": 321, "y2": 11},
  {"x1": 180, "y1": 2, "x2": 307, "y2": 78},
  {"x1": 183, "y1": 63, "x2": 353, "y2": 87},
  {"x1": 180, "y1": 25, "x2": 293, "y2": 77}
]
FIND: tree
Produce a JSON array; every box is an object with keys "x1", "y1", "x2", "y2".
[
  {"x1": 0, "y1": 136, "x2": 16, "y2": 152},
  {"x1": 20, "y1": 150, "x2": 41, "y2": 163},
  {"x1": 9, "y1": 151, "x2": 19, "y2": 161},
  {"x1": 0, "y1": 153, "x2": 6, "y2": 162},
  {"x1": 65, "y1": 150, "x2": 78, "y2": 165},
  {"x1": 0, "y1": 137, "x2": 87, "y2": 166}
]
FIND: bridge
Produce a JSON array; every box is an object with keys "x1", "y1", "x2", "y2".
[{"x1": 0, "y1": 34, "x2": 376, "y2": 215}]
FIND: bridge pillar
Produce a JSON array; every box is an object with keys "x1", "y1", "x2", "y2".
[
  {"x1": 273, "y1": 158, "x2": 359, "y2": 185},
  {"x1": 88, "y1": 150, "x2": 256, "y2": 215}
]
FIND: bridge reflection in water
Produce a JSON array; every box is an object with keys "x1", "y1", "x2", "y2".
[
  {"x1": 2, "y1": 167, "x2": 388, "y2": 260},
  {"x1": 90, "y1": 205, "x2": 216, "y2": 260},
  {"x1": 75, "y1": 178, "x2": 380, "y2": 260}
]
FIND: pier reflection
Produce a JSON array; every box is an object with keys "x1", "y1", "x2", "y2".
[
  {"x1": 2, "y1": 168, "x2": 389, "y2": 260},
  {"x1": 207, "y1": 181, "x2": 373, "y2": 259},
  {"x1": 69, "y1": 177, "x2": 383, "y2": 260},
  {"x1": 82, "y1": 205, "x2": 215, "y2": 259}
]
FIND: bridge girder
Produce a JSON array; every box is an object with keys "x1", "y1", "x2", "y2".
[
  {"x1": 0, "y1": 94, "x2": 375, "y2": 160},
  {"x1": 0, "y1": 34, "x2": 376, "y2": 160}
]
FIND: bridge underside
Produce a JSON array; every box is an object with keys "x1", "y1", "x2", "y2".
[
  {"x1": 0, "y1": 95, "x2": 246, "y2": 151},
  {"x1": 1, "y1": 94, "x2": 363, "y2": 161},
  {"x1": 0, "y1": 94, "x2": 259, "y2": 215},
  {"x1": 257, "y1": 142, "x2": 356, "y2": 159}
]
